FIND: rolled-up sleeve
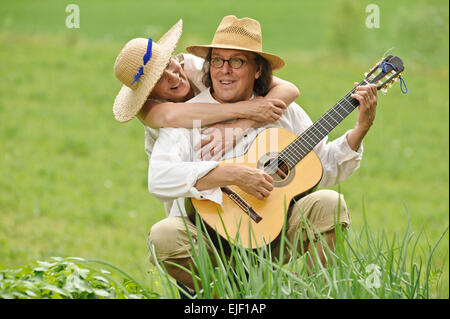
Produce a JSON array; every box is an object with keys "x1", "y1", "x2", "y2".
[
  {"x1": 314, "y1": 130, "x2": 363, "y2": 187},
  {"x1": 148, "y1": 127, "x2": 222, "y2": 204}
]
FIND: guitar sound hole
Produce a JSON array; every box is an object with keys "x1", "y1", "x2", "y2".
[{"x1": 263, "y1": 158, "x2": 289, "y2": 181}]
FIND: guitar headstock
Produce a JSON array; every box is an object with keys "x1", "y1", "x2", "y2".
[{"x1": 365, "y1": 55, "x2": 405, "y2": 93}]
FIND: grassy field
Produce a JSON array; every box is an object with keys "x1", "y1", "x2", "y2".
[{"x1": 0, "y1": 0, "x2": 448, "y2": 298}]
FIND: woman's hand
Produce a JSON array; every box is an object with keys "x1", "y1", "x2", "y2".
[
  {"x1": 194, "y1": 97, "x2": 288, "y2": 161},
  {"x1": 194, "y1": 122, "x2": 246, "y2": 161},
  {"x1": 236, "y1": 97, "x2": 287, "y2": 123}
]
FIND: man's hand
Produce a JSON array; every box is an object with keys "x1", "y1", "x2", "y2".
[
  {"x1": 351, "y1": 82, "x2": 378, "y2": 132},
  {"x1": 346, "y1": 83, "x2": 378, "y2": 151},
  {"x1": 194, "y1": 123, "x2": 239, "y2": 161},
  {"x1": 194, "y1": 119, "x2": 257, "y2": 161},
  {"x1": 194, "y1": 164, "x2": 274, "y2": 200},
  {"x1": 232, "y1": 165, "x2": 274, "y2": 200}
]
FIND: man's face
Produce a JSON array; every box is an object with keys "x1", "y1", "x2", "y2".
[
  {"x1": 150, "y1": 58, "x2": 191, "y2": 102},
  {"x1": 210, "y1": 48, "x2": 261, "y2": 103}
]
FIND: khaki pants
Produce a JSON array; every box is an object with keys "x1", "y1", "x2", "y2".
[{"x1": 148, "y1": 189, "x2": 350, "y2": 265}]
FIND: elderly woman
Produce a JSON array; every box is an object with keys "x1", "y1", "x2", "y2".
[{"x1": 112, "y1": 19, "x2": 299, "y2": 163}]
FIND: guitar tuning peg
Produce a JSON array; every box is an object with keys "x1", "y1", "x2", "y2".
[
  {"x1": 364, "y1": 72, "x2": 368, "y2": 77},
  {"x1": 381, "y1": 87, "x2": 388, "y2": 94},
  {"x1": 388, "y1": 83, "x2": 393, "y2": 88},
  {"x1": 394, "y1": 77, "x2": 399, "y2": 82}
]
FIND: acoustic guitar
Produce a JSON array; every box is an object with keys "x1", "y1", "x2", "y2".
[{"x1": 189, "y1": 55, "x2": 405, "y2": 249}]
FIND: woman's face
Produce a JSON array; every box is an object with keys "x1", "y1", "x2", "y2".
[{"x1": 150, "y1": 58, "x2": 191, "y2": 102}]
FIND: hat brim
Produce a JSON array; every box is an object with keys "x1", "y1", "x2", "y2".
[
  {"x1": 113, "y1": 19, "x2": 183, "y2": 123},
  {"x1": 186, "y1": 43, "x2": 285, "y2": 71}
]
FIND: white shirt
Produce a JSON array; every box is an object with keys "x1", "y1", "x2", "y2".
[
  {"x1": 148, "y1": 89, "x2": 363, "y2": 218},
  {"x1": 142, "y1": 54, "x2": 206, "y2": 215}
]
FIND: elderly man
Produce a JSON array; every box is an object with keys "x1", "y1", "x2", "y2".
[{"x1": 147, "y1": 15, "x2": 378, "y2": 290}]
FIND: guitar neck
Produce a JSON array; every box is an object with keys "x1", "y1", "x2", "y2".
[{"x1": 280, "y1": 79, "x2": 370, "y2": 167}]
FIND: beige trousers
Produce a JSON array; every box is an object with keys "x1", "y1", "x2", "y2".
[{"x1": 148, "y1": 189, "x2": 350, "y2": 265}]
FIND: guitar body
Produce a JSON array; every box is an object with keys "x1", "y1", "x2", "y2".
[
  {"x1": 190, "y1": 127, "x2": 323, "y2": 249},
  {"x1": 189, "y1": 55, "x2": 405, "y2": 250}
]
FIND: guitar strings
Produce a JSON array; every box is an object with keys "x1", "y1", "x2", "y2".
[
  {"x1": 218, "y1": 78, "x2": 371, "y2": 209},
  {"x1": 279, "y1": 94, "x2": 357, "y2": 167},
  {"x1": 282, "y1": 79, "x2": 367, "y2": 166},
  {"x1": 223, "y1": 82, "x2": 365, "y2": 210},
  {"x1": 264, "y1": 79, "x2": 369, "y2": 174},
  {"x1": 219, "y1": 67, "x2": 389, "y2": 215}
]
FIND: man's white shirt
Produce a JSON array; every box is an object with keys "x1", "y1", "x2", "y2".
[{"x1": 148, "y1": 89, "x2": 363, "y2": 218}]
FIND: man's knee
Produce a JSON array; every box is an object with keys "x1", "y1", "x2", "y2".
[
  {"x1": 310, "y1": 189, "x2": 348, "y2": 216},
  {"x1": 148, "y1": 218, "x2": 182, "y2": 261},
  {"x1": 292, "y1": 189, "x2": 350, "y2": 231}
]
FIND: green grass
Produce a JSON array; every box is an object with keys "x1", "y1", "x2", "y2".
[
  {"x1": 150, "y1": 207, "x2": 448, "y2": 299},
  {"x1": 3, "y1": 203, "x2": 446, "y2": 299},
  {"x1": 0, "y1": 0, "x2": 448, "y2": 298},
  {"x1": 0, "y1": 256, "x2": 152, "y2": 299}
]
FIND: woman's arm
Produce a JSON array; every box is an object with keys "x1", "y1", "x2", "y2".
[
  {"x1": 137, "y1": 98, "x2": 287, "y2": 129},
  {"x1": 138, "y1": 100, "x2": 237, "y2": 129},
  {"x1": 137, "y1": 76, "x2": 299, "y2": 129},
  {"x1": 266, "y1": 76, "x2": 300, "y2": 106}
]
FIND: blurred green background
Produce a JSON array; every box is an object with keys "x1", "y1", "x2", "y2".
[{"x1": 0, "y1": 0, "x2": 448, "y2": 297}]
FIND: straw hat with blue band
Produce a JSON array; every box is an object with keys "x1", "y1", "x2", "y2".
[{"x1": 113, "y1": 19, "x2": 183, "y2": 123}]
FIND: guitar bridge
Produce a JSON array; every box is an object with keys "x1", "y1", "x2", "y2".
[{"x1": 221, "y1": 186, "x2": 263, "y2": 223}]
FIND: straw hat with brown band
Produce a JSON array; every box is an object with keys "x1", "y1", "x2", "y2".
[
  {"x1": 113, "y1": 19, "x2": 183, "y2": 123},
  {"x1": 186, "y1": 15, "x2": 285, "y2": 71}
]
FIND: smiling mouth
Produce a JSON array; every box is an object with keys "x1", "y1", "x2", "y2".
[
  {"x1": 170, "y1": 78, "x2": 182, "y2": 90},
  {"x1": 219, "y1": 80, "x2": 235, "y2": 85}
]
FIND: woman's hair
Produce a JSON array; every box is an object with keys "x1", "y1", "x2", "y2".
[{"x1": 201, "y1": 49, "x2": 273, "y2": 97}]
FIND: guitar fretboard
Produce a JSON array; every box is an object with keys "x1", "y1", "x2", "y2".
[{"x1": 280, "y1": 79, "x2": 369, "y2": 167}]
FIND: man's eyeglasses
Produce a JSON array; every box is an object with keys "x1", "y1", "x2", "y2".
[{"x1": 210, "y1": 57, "x2": 248, "y2": 69}]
